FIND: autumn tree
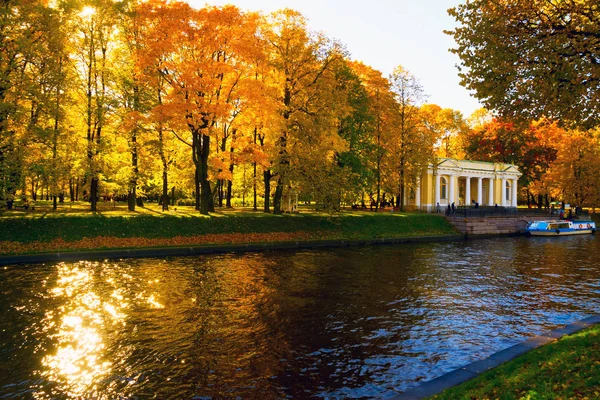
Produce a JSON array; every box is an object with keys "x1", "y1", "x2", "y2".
[
  {"x1": 24, "y1": 4, "x2": 73, "y2": 209},
  {"x1": 263, "y1": 9, "x2": 346, "y2": 213},
  {"x1": 138, "y1": 2, "x2": 259, "y2": 214},
  {"x1": 243, "y1": 49, "x2": 280, "y2": 212},
  {"x1": 210, "y1": 26, "x2": 267, "y2": 209},
  {"x1": 72, "y1": 2, "x2": 118, "y2": 211},
  {"x1": 346, "y1": 62, "x2": 396, "y2": 210},
  {"x1": 448, "y1": 0, "x2": 600, "y2": 127},
  {"x1": 114, "y1": 0, "x2": 150, "y2": 211},
  {"x1": 0, "y1": 0, "x2": 50, "y2": 206},
  {"x1": 546, "y1": 128, "x2": 600, "y2": 207},
  {"x1": 389, "y1": 66, "x2": 433, "y2": 211},
  {"x1": 421, "y1": 104, "x2": 469, "y2": 159},
  {"x1": 461, "y1": 117, "x2": 559, "y2": 204}
]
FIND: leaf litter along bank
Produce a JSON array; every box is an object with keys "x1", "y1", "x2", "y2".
[{"x1": 0, "y1": 212, "x2": 456, "y2": 255}]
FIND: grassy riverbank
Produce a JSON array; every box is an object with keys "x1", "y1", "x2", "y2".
[
  {"x1": 0, "y1": 202, "x2": 456, "y2": 255},
  {"x1": 432, "y1": 324, "x2": 600, "y2": 400}
]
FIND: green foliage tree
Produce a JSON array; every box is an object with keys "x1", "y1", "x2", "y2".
[
  {"x1": 335, "y1": 61, "x2": 378, "y2": 206},
  {"x1": 447, "y1": 0, "x2": 600, "y2": 128}
]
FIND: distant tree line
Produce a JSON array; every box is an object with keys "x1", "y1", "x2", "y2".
[{"x1": 1, "y1": 0, "x2": 598, "y2": 213}]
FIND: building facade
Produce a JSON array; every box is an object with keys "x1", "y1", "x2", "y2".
[{"x1": 407, "y1": 158, "x2": 522, "y2": 212}]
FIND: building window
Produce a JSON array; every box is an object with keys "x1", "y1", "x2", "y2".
[
  {"x1": 505, "y1": 181, "x2": 511, "y2": 201},
  {"x1": 441, "y1": 177, "x2": 448, "y2": 200}
]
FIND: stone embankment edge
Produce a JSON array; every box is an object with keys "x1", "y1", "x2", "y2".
[
  {"x1": 0, "y1": 234, "x2": 466, "y2": 266},
  {"x1": 389, "y1": 314, "x2": 600, "y2": 400}
]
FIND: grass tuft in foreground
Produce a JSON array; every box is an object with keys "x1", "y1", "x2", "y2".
[{"x1": 431, "y1": 324, "x2": 600, "y2": 400}]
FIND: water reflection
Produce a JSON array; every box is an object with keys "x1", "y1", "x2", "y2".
[
  {"x1": 0, "y1": 236, "x2": 599, "y2": 398},
  {"x1": 37, "y1": 262, "x2": 127, "y2": 398}
]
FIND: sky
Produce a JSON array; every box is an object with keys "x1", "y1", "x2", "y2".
[{"x1": 186, "y1": 0, "x2": 482, "y2": 118}]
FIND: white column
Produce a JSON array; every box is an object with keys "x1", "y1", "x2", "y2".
[
  {"x1": 501, "y1": 178, "x2": 507, "y2": 206},
  {"x1": 477, "y1": 178, "x2": 483, "y2": 205},
  {"x1": 449, "y1": 174, "x2": 455, "y2": 205},
  {"x1": 434, "y1": 174, "x2": 440, "y2": 206},
  {"x1": 512, "y1": 179, "x2": 518, "y2": 207},
  {"x1": 488, "y1": 178, "x2": 494, "y2": 205},
  {"x1": 415, "y1": 178, "x2": 421, "y2": 209},
  {"x1": 465, "y1": 177, "x2": 471, "y2": 206}
]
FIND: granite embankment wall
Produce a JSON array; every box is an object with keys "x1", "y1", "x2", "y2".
[{"x1": 446, "y1": 215, "x2": 558, "y2": 236}]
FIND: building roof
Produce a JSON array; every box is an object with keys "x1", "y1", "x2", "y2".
[{"x1": 433, "y1": 157, "x2": 522, "y2": 177}]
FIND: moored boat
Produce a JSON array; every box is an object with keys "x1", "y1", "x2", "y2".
[{"x1": 527, "y1": 220, "x2": 596, "y2": 236}]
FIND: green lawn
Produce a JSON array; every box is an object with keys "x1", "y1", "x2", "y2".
[
  {"x1": 431, "y1": 324, "x2": 600, "y2": 400},
  {"x1": 0, "y1": 201, "x2": 457, "y2": 252}
]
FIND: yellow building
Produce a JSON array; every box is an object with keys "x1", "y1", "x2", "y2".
[{"x1": 409, "y1": 158, "x2": 522, "y2": 212}]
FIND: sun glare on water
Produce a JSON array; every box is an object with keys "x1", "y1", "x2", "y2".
[{"x1": 38, "y1": 262, "x2": 127, "y2": 397}]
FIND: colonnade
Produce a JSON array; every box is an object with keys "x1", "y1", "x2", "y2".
[{"x1": 432, "y1": 174, "x2": 518, "y2": 208}]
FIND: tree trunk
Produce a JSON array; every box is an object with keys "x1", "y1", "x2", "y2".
[
  {"x1": 190, "y1": 120, "x2": 214, "y2": 214},
  {"x1": 226, "y1": 136, "x2": 235, "y2": 208},
  {"x1": 375, "y1": 167, "x2": 381, "y2": 212},
  {"x1": 399, "y1": 181, "x2": 405, "y2": 211},
  {"x1": 273, "y1": 81, "x2": 291, "y2": 214},
  {"x1": 263, "y1": 169, "x2": 271, "y2": 213},
  {"x1": 199, "y1": 133, "x2": 213, "y2": 215},
  {"x1": 253, "y1": 162, "x2": 257, "y2": 211},
  {"x1": 69, "y1": 178, "x2": 74, "y2": 202},
  {"x1": 75, "y1": 178, "x2": 80, "y2": 201},
  {"x1": 194, "y1": 167, "x2": 201, "y2": 211},
  {"x1": 128, "y1": 190, "x2": 135, "y2": 211},
  {"x1": 216, "y1": 180, "x2": 223, "y2": 208},
  {"x1": 273, "y1": 134, "x2": 287, "y2": 214},
  {"x1": 161, "y1": 170, "x2": 169, "y2": 212},
  {"x1": 155, "y1": 86, "x2": 169, "y2": 211},
  {"x1": 90, "y1": 176, "x2": 98, "y2": 211},
  {"x1": 51, "y1": 57, "x2": 63, "y2": 211},
  {"x1": 128, "y1": 83, "x2": 141, "y2": 211},
  {"x1": 226, "y1": 179, "x2": 233, "y2": 208},
  {"x1": 192, "y1": 133, "x2": 201, "y2": 211},
  {"x1": 253, "y1": 128, "x2": 258, "y2": 211},
  {"x1": 216, "y1": 135, "x2": 226, "y2": 208},
  {"x1": 273, "y1": 179, "x2": 284, "y2": 214},
  {"x1": 399, "y1": 154, "x2": 405, "y2": 211}
]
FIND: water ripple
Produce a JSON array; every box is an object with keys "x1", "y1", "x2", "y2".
[{"x1": 1, "y1": 235, "x2": 599, "y2": 398}]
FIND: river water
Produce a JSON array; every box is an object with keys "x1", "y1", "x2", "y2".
[{"x1": 1, "y1": 236, "x2": 599, "y2": 399}]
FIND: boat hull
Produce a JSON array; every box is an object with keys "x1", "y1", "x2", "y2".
[
  {"x1": 527, "y1": 220, "x2": 596, "y2": 236},
  {"x1": 529, "y1": 229, "x2": 593, "y2": 236}
]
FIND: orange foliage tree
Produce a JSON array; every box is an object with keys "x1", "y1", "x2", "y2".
[
  {"x1": 546, "y1": 129, "x2": 600, "y2": 208},
  {"x1": 461, "y1": 117, "x2": 560, "y2": 206},
  {"x1": 136, "y1": 1, "x2": 260, "y2": 214}
]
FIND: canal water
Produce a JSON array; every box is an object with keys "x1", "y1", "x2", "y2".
[{"x1": 1, "y1": 236, "x2": 599, "y2": 399}]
